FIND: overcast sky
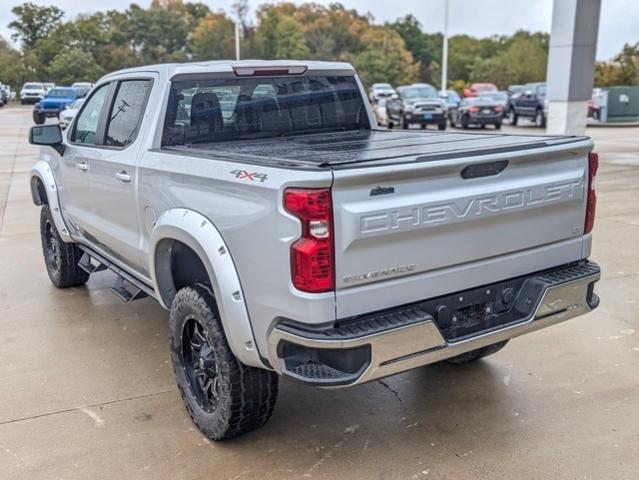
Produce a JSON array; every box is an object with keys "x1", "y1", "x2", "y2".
[{"x1": 1, "y1": 0, "x2": 637, "y2": 60}]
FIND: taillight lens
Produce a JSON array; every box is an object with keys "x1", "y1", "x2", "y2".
[
  {"x1": 469, "y1": 106, "x2": 480, "y2": 113},
  {"x1": 284, "y1": 188, "x2": 334, "y2": 292},
  {"x1": 494, "y1": 106, "x2": 503, "y2": 113},
  {"x1": 584, "y1": 151, "x2": 599, "y2": 234}
]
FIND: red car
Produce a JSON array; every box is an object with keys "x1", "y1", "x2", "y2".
[{"x1": 464, "y1": 82, "x2": 498, "y2": 97}]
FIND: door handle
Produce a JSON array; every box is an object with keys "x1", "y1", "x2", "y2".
[
  {"x1": 75, "y1": 162, "x2": 88, "y2": 172},
  {"x1": 115, "y1": 171, "x2": 131, "y2": 183}
]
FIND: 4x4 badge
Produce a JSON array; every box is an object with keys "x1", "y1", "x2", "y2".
[{"x1": 230, "y1": 169, "x2": 268, "y2": 182}]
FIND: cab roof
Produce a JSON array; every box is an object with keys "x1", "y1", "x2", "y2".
[{"x1": 100, "y1": 59, "x2": 355, "y2": 82}]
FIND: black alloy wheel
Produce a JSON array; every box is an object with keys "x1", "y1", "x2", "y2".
[{"x1": 181, "y1": 317, "x2": 220, "y2": 413}]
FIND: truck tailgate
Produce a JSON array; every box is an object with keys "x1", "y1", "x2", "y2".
[{"x1": 331, "y1": 136, "x2": 592, "y2": 318}]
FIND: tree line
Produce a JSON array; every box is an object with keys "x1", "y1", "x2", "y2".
[{"x1": 1, "y1": 0, "x2": 637, "y2": 92}]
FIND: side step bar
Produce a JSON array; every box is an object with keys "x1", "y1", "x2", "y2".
[
  {"x1": 78, "y1": 247, "x2": 157, "y2": 302},
  {"x1": 111, "y1": 276, "x2": 148, "y2": 302}
]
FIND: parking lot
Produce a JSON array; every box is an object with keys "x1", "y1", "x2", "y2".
[{"x1": 1, "y1": 104, "x2": 638, "y2": 479}]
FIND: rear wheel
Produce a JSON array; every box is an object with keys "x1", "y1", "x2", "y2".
[
  {"x1": 494, "y1": 122, "x2": 502, "y2": 130},
  {"x1": 40, "y1": 205, "x2": 89, "y2": 288},
  {"x1": 534, "y1": 108, "x2": 546, "y2": 128},
  {"x1": 401, "y1": 115, "x2": 409, "y2": 129},
  {"x1": 446, "y1": 340, "x2": 509, "y2": 365},
  {"x1": 170, "y1": 284, "x2": 279, "y2": 441},
  {"x1": 461, "y1": 115, "x2": 469, "y2": 129},
  {"x1": 438, "y1": 122, "x2": 447, "y2": 131}
]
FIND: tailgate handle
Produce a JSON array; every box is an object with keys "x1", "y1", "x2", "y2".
[{"x1": 461, "y1": 160, "x2": 508, "y2": 179}]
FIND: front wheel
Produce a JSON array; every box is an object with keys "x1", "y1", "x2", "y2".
[
  {"x1": 401, "y1": 115, "x2": 409, "y2": 129},
  {"x1": 534, "y1": 109, "x2": 546, "y2": 128},
  {"x1": 446, "y1": 340, "x2": 509, "y2": 365},
  {"x1": 33, "y1": 111, "x2": 45, "y2": 125},
  {"x1": 494, "y1": 122, "x2": 502, "y2": 130},
  {"x1": 170, "y1": 284, "x2": 279, "y2": 441},
  {"x1": 40, "y1": 205, "x2": 89, "y2": 288},
  {"x1": 508, "y1": 108, "x2": 518, "y2": 126},
  {"x1": 438, "y1": 122, "x2": 447, "y2": 131}
]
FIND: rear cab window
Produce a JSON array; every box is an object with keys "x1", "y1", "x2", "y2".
[{"x1": 162, "y1": 75, "x2": 369, "y2": 146}]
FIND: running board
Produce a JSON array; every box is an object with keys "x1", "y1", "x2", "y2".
[
  {"x1": 77, "y1": 247, "x2": 157, "y2": 302},
  {"x1": 111, "y1": 275, "x2": 148, "y2": 302},
  {"x1": 78, "y1": 252, "x2": 108, "y2": 274}
]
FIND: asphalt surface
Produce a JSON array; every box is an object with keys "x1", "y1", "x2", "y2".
[{"x1": 1, "y1": 105, "x2": 638, "y2": 480}]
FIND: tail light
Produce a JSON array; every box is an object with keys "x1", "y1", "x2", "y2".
[
  {"x1": 584, "y1": 151, "x2": 598, "y2": 234},
  {"x1": 284, "y1": 188, "x2": 334, "y2": 292},
  {"x1": 494, "y1": 106, "x2": 503, "y2": 113},
  {"x1": 469, "y1": 106, "x2": 480, "y2": 113}
]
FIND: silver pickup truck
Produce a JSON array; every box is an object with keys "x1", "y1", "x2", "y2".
[{"x1": 29, "y1": 60, "x2": 600, "y2": 440}]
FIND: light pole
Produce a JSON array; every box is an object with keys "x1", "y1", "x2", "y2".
[
  {"x1": 235, "y1": 21, "x2": 241, "y2": 61},
  {"x1": 441, "y1": 0, "x2": 449, "y2": 92}
]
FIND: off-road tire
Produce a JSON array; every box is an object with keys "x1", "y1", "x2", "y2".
[
  {"x1": 508, "y1": 108, "x2": 518, "y2": 126},
  {"x1": 446, "y1": 340, "x2": 509, "y2": 365},
  {"x1": 40, "y1": 205, "x2": 89, "y2": 288},
  {"x1": 170, "y1": 284, "x2": 278, "y2": 441},
  {"x1": 33, "y1": 111, "x2": 45, "y2": 125}
]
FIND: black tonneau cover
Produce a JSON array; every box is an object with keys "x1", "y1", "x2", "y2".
[{"x1": 161, "y1": 129, "x2": 588, "y2": 169}]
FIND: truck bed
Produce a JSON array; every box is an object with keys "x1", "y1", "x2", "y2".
[{"x1": 163, "y1": 129, "x2": 588, "y2": 169}]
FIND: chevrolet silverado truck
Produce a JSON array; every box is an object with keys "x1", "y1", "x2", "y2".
[{"x1": 28, "y1": 60, "x2": 601, "y2": 441}]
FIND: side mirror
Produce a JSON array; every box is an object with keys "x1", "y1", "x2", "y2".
[{"x1": 30, "y1": 124, "x2": 65, "y2": 154}]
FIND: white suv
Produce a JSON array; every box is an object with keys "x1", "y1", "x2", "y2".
[{"x1": 20, "y1": 82, "x2": 47, "y2": 105}]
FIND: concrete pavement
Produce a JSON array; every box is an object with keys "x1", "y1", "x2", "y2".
[{"x1": 0, "y1": 105, "x2": 638, "y2": 480}]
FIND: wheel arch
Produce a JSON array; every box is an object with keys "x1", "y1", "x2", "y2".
[
  {"x1": 30, "y1": 160, "x2": 72, "y2": 242},
  {"x1": 149, "y1": 208, "x2": 265, "y2": 369}
]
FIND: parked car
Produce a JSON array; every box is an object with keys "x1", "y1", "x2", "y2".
[
  {"x1": 477, "y1": 91, "x2": 509, "y2": 117},
  {"x1": 463, "y1": 82, "x2": 498, "y2": 97},
  {"x1": 439, "y1": 89, "x2": 461, "y2": 113},
  {"x1": 71, "y1": 82, "x2": 94, "y2": 98},
  {"x1": 386, "y1": 84, "x2": 447, "y2": 130},
  {"x1": 507, "y1": 82, "x2": 548, "y2": 127},
  {"x1": 588, "y1": 88, "x2": 603, "y2": 120},
  {"x1": 449, "y1": 96, "x2": 503, "y2": 129},
  {"x1": 58, "y1": 98, "x2": 85, "y2": 129},
  {"x1": 20, "y1": 82, "x2": 47, "y2": 105},
  {"x1": 2, "y1": 84, "x2": 16, "y2": 101},
  {"x1": 0, "y1": 84, "x2": 8, "y2": 106},
  {"x1": 507, "y1": 84, "x2": 526, "y2": 97},
  {"x1": 368, "y1": 83, "x2": 396, "y2": 103},
  {"x1": 28, "y1": 59, "x2": 600, "y2": 441},
  {"x1": 32, "y1": 87, "x2": 82, "y2": 125}
]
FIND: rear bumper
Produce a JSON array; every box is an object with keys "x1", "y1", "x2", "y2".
[
  {"x1": 467, "y1": 114, "x2": 502, "y2": 124},
  {"x1": 267, "y1": 261, "x2": 600, "y2": 387}
]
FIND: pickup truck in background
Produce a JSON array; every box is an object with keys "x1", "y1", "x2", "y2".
[
  {"x1": 507, "y1": 82, "x2": 548, "y2": 127},
  {"x1": 29, "y1": 60, "x2": 600, "y2": 441}
]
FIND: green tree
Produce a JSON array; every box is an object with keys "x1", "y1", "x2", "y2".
[
  {"x1": 471, "y1": 31, "x2": 548, "y2": 88},
  {"x1": 389, "y1": 15, "x2": 442, "y2": 84},
  {"x1": 595, "y1": 43, "x2": 639, "y2": 86},
  {"x1": 47, "y1": 48, "x2": 104, "y2": 85},
  {"x1": 254, "y1": 5, "x2": 309, "y2": 59},
  {"x1": 0, "y1": 36, "x2": 30, "y2": 89},
  {"x1": 191, "y1": 13, "x2": 236, "y2": 60},
  {"x1": 352, "y1": 27, "x2": 419, "y2": 87},
  {"x1": 8, "y1": 3, "x2": 64, "y2": 50}
]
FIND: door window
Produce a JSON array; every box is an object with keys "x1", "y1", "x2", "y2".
[
  {"x1": 105, "y1": 80, "x2": 152, "y2": 148},
  {"x1": 72, "y1": 84, "x2": 110, "y2": 145}
]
